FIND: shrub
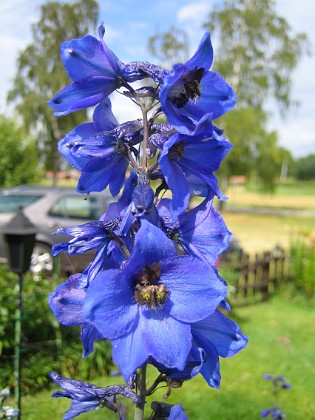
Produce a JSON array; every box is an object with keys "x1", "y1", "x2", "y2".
[{"x1": 0, "y1": 265, "x2": 112, "y2": 394}]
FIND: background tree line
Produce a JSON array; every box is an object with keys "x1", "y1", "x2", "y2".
[{"x1": 1, "y1": 0, "x2": 312, "y2": 189}]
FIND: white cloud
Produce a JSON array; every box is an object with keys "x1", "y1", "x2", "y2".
[{"x1": 177, "y1": 2, "x2": 210, "y2": 22}]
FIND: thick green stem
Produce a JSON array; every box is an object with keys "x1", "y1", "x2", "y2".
[{"x1": 134, "y1": 365, "x2": 147, "y2": 420}]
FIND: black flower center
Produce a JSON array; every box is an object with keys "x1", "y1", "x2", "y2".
[
  {"x1": 169, "y1": 141, "x2": 184, "y2": 161},
  {"x1": 134, "y1": 262, "x2": 168, "y2": 308},
  {"x1": 170, "y1": 68, "x2": 205, "y2": 108}
]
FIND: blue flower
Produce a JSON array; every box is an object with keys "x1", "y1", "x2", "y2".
[
  {"x1": 150, "y1": 401, "x2": 188, "y2": 419},
  {"x1": 48, "y1": 273, "x2": 104, "y2": 356},
  {"x1": 83, "y1": 219, "x2": 227, "y2": 380},
  {"x1": 261, "y1": 408, "x2": 287, "y2": 419},
  {"x1": 158, "y1": 192, "x2": 231, "y2": 267},
  {"x1": 190, "y1": 309, "x2": 248, "y2": 388},
  {"x1": 49, "y1": 25, "x2": 146, "y2": 116},
  {"x1": 58, "y1": 99, "x2": 131, "y2": 195},
  {"x1": 159, "y1": 32, "x2": 236, "y2": 134},
  {"x1": 159, "y1": 118, "x2": 232, "y2": 214},
  {"x1": 50, "y1": 371, "x2": 141, "y2": 420}
]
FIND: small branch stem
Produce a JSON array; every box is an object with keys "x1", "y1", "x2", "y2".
[{"x1": 134, "y1": 365, "x2": 147, "y2": 420}]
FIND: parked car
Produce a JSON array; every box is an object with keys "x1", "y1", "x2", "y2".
[{"x1": 0, "y1": 185, "x2": 113, "y2": 278}]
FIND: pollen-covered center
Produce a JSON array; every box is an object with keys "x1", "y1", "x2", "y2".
[
  {"x1": 170, "y1": 68, "x2": 205, "y2": 108},
  {"x1": 134, "y1": 262, "x2": 168, "y2": 308}
]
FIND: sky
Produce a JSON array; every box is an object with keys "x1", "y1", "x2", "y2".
[{"x1": 0, "y1": 0, "x2": 314, "y2": 158}]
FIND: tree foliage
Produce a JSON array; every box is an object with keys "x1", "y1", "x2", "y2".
[
  {"x1": 0, "y1": 115, "x2": 41, "y2": 187},
  {"x1": 148, "y1": 26, "x2": 190, "y2": 67},
  {"x1": 292, "y1": 154, "x2": 315, "y2": 180},
  {"x1": 147, "y1": 0, "x2": 309, "y2": 190},
  {"x1": 7, "y1": 0, "x2": 99, "y2": 175},
  {"x1": 203, "y1": 0, "x2": 309, "y2": 114}
]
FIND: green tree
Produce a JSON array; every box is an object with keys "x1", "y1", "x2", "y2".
[
  {"x1": 147, "y1": 0, "x2": 309, "y2": 190},
  {"x1": 148, "y1": 26, "x2": 190, "y2": 67},
  {"x1": 292, "y1": 154, "x2": 315, "y2": 180},
  {"x1": 0, "y1": 115, "x2": 41, "y2": 187},
  {"x1": 7, "y1": 0, "x2": 99, "y2": 180}
]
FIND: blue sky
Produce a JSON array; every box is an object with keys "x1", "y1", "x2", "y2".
[{"x1": 0, "y1": 0, "x2": 314, "y2": 158}]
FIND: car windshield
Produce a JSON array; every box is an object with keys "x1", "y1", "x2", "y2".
[{"x1": 0, "y1": 194, "x2": 43, "y2": 213}]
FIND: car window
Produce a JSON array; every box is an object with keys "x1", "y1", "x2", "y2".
[
  {"x1": 48, "y1": 195, "x2": 103, "y2": 220},
  {"x1": 0, "y1": 194, "x2": 43, "y2": 213}
]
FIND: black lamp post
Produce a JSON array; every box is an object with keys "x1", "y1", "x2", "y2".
[{"x1": 2, "y1": 208, "x2": 37, "y2": 420}]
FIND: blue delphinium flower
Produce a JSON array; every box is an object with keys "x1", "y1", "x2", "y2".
[
  {"x1": 83, "y1": 219, "x2": 227, "y2": 381},
  {"x1": 159, "y1": 117, "x2": 232, "y2": 214},
  {"x1": 58, "y1": 99, "x2": 136, "y2": 195},
  {"x1": 50, "y1": 371, "x2": 141, "y2": 419},
  {"x1": 159, "y1": 32, "x2": 237, "y2": 134},
  {"x1": 150, "y1": 401, "x2": 188, "y2": 419},
  {"x1": 261, "y1": 374, "x2": 290, "y2": 419},
  {"x1": 49, "y1": 25, "x2": 147, "y2": 116},
  {"x1": 158, "y1": 192, "x2": 231, "y2": 267}
]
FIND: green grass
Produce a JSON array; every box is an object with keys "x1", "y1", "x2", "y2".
[{"x1": 20, "y1": 296, "x2": 315, "y2": 419}]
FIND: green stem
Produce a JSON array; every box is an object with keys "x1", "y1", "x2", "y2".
[{"x1": 134, "y1": 365, "x2": 147, "y2": 420}]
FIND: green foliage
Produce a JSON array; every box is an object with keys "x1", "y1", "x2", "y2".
[
  {"x1": 291, "y1": 154, "x2": 315, "y2": 180},
  {"x1": 289, "y1": 236, "x2": 315, "y2": 299},
  {"x1": 204, "y1": 0, "x2": 310, "y2": 114},
  {"x1": 0, "y1": 265, "x2": 112, "y2": 394},
  {"x1": 7, "y1": 0, "x2": 99, "y2": 174},
  {"x1": 148, "y1": 26, "x2": 190, "y2": 68},
  {"x1": 0, "y1": 115, "x2": 41, "y2": 187},
  {"x1": 147, "y1": 0, "x2": 309, "y2": 192}
]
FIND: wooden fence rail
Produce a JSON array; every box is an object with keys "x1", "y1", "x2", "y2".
[{"x1": 220, "y1": 248, "x2": 290, "y2": 302}]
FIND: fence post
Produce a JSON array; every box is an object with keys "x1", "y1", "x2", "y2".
[{"x1": 261, "y1": 251, "x2": 270, "y2": 302}]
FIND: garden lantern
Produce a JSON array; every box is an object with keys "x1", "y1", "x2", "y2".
[
  {"x1": 2, "y1": 207, "x2": 37, "y2": 419},
  {"x1": 2, "y1": 207, "x2": 37, "y2": 274}
]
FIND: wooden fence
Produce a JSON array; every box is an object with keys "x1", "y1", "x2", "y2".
[{"x1": 220, "y1": 247, "x2": 290, "y2": 303}]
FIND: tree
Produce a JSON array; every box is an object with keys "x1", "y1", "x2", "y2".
[
  {"x1": 203, "y1": 0, "x2": 309, "y2": 115},
  {"x1": 147, "y1": 0, "x2": 309, "y2": 190},
  {"x1": 7, "y1": 0, "x2": 99, "y2": 180},
  {"x1": 292, "y1": 154, "x2": 315, "y2": 180},
  {"x1": 148, "y1": 26, "x2": 190, "y2": 68},
  {"x1": 0, "y1": 115, "x2": 41, "y2": 187}
]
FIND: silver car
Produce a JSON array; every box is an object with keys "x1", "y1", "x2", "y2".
[{"x1": 0, "y1": 185, "x2": 113, "y2": 278}]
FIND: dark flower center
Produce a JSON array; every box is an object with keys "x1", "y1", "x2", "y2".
[
  {"x1": 134, "y1": 262, "x2": 168, "y2": 308},
  {"x1": 168, "y1": 141, "x2": 184, "y2": 161},
  {"x1": 170, "y1": 68, "x2": 205, "y2": 108}
]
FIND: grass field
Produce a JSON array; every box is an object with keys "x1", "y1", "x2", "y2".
[{"x1": 20, "y1": 296, "x2": 315, "y2": 419}]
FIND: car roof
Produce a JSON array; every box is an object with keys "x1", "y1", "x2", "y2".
[{"x1": 0, "y1": 184, "x2": 79, "y2": 195}]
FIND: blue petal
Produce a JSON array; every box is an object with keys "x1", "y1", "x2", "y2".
[
  {"x1": 185, "y1": 32, "x2": 213, "y2": 71},
  {"x1": 93, "y1": 98, "x2": 118, "y2": 132},
  {"x1": 192, "y1": 310, "x2": 248, "y2": 357},
  {"x1": 178, "y1": 195, "x2": 231, "y2": 266},
  {"x1": 191, "y1": 338, "x2": 221, "y2": 388},
  {"x1": 111, "y1": 324, "x2": 148, "y2": 382},
  {"x1": 84, "y1": 269, "x2": 138, "y2": 340},
  {"x1": 64, "y1": 400, "x2": 99, "y2": 420},
  {"x1": 49, "y1": 274, "x2": 85, "y2": 326},
  {"x1": 159, "y1": 153, "x2": 190, "y2": 215},
  {"x1": 58, "y1": 123, "x2": 97, "y2": 170},
  {"x1": 198, "y1": 71, "x2": 237, "y2": 119},
  {"x1": 141, "y1": 308, "x2": 191, "y2": 371},
  {"x1": 81, "y1": 323, "x2": 104, "y2": 357},
  {"x1": 49, "y1": 76, "x2": 118, "y2": 116},
  {"x1": 60, "y1": 33, "x2": 120, "y2": 81},
  {"x1": 169, "y1": 404, "x2": 188, "y2": 420},
  {"x1": 161, "y1": 256, "x2": 227, "y2": 322},
  {"x1": 126, "y1": 219, "x2": 176, "y2": 274}
]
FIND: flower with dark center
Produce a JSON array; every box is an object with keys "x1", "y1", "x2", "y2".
[
  {"x1": 159, "y1": 32, "x2": 236, "y2": 134},
  {"x1": 83, "y1": 219, "x2": 227, "y2": 380}
]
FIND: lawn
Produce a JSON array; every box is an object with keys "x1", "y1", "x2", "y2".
[{"x1": 20, "y1": 296, "x2": 315, "y2": 419}]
